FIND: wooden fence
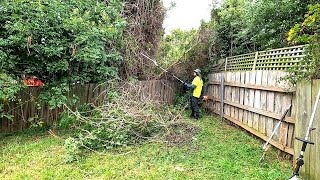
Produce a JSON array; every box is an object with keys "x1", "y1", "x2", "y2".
[
  {"x1": 205, "y1": 71, "x2": 295, "y2": 155},
  {"x1": 211, "y1": 45, "x2": 305, "y2": 72},
  {"x1": 294, "y1": 80, "x2": 320, "y2": 180},
  {"x1": 0, "y1": 80, "x2": 177, "y2": 132}
]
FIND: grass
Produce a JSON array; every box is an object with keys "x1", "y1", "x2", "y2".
[{"x1": 0, "y1": 114, "x2": 293, "y2": 179}]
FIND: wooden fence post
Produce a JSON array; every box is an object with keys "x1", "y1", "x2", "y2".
[
  {"x1": 220, "y1": 75, "x2": 225, "y2": 120},
  {"x1": 252, "y1": 51, "x2": 259, "y2": 71},
  {"x1": 224, "y1": 57, "x2": 228, "y2": 71}
]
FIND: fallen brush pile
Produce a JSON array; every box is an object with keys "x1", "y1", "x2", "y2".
[{"x1": 61, "y1": 81, "x2": 200, "y2": 161}]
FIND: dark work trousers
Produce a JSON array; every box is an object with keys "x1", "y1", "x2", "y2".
[{"x1": 190, "y1": 96, "x2": 200, "y2": 119}]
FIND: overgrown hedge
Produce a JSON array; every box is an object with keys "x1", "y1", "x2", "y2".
[{"x1": 0, "y1": 0, "x2": 125, "y2": 84}]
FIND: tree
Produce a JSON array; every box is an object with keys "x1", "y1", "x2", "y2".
[
  {"x1": 207, "y1": 0, "x2": 318, "y2": 64},
  {"x1": 157, "y1": 28, "x2": 198, "y2": 69}
]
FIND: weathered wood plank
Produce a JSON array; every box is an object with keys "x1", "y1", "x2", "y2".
[
  {"x1": 225, "y1": 73, "x2": 230, "y2": 117},
  {"x1": 278, "y1": 72, "x2": 291, "y2": 150},
  {"x1": 243, "y1": 71, "x2": 250, "y2": 125},
  {"x1": 294, "y1": 81, "x2": 312, "y2": 176},
  {"x1": 259, "y1": 71, "x2": 268, "y2": 134},
  {"x1": 209, "y1": 97, "x2": 295, "y2": 124},
  {"x1": 309, "y1": 80, "x2": 320, "y2": 180},
  {"x1": 234, "y1": 72, "x2": 240, "y2": 121},
  {"x1": 313, "y1": 80, "x2": 320, "y2": 180},
  {"x1": 266, "y1": 71, "x2": 275, "y2": 137},
  {"x1": 253, "y1": 71, "x2": 262, "y2": 130},
  {"x1": 238, "y1": 72, "x2": 245, "y2": 123},
  {"x1": 207, "y1": 81, "x2": 296, "y2": 92},
  {"x1": 247, "y1": 71, "x2": 256, "y2": 128},
  {"x1": 273, "y1": 71, "x2": 284, "y2": 142},
  {"x1": 230, "y1": 73, "x2": 235, "y2": 119}
]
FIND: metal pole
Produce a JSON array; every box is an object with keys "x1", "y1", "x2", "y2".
[
  {"x1": 263, "y1": 105, "x2": 292, "y2": 150},
  {"x1": 140, "y1": 53, "x2": 184, "y2": 83}
]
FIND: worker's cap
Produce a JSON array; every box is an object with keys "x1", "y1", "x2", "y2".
[{"x1": 194, "y1": 69, "x2": 201, "y2": 75}]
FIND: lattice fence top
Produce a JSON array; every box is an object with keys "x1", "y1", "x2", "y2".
[{"x1": 211, "y1": 45, "x2": 305, "y2": 72}]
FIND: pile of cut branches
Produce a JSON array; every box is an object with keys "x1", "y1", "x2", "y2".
[{"x1": 62, "y1": 81, "x2": 200, "y2": 162}]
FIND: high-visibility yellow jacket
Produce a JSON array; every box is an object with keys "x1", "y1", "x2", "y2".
[{"x1": 191, "y1": 76, "x2": 203, "y2": 98}]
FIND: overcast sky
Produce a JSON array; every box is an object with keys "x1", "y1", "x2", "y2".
[{"x1": 162, "y1": 0, "x2": 214, "y2": 34}]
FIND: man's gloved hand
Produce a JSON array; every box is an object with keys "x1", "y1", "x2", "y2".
[{"x1": 202, "y1": 95, "x2": 209, "y2": 102}]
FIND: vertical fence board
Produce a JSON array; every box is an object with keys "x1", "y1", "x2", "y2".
[
  {"x1": 234, "y1": 72, "x2": 240, "y2": 121},
  {"x1": 253, "y1": 71, "x2": 262, "y2": 130},
  {"x1": 313, "y1": 80, "x2": 320, "y2": 180},
  {"x1": 279, "y1": 72, "x2": 291, "y2": 150},
  {"x1": 266, "y1": 71, "x2": 275, "y2": 137},
  {"x1": 273, "y1": 71, "x2": 283, "y2": 142},
  {"x1": 248, "y1": 71, "x2": 256, "y2": 128},
  {"x1": 243, "y1": 71, "x2": 250, "y2": 125},
  {"x1": 309, "y1": 80, "x2": 320, "y2": 180},
  {"x1": 224, "y1": 73, "x2": 230, "y2": 117},
  {"x1": 238, "y1": 72, "x2": 245, "y2": 123},
  {"x1": 260, "y1": 71, "x2": 268, "y2": 134},
  {"x1": 230, "y1": 73, "x2": 235, "y2": 119},
  {"x1": 295, "y1": 81, "x2": 312, "y2": 176}
]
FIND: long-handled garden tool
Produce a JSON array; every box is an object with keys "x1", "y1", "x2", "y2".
[
  {"x1": 259, "y1": 105, "x2": 292, "y2": 163},
  {"x1": 140, "y1": 53, "x2": 185, "y2": 83},
  {"x1": 289, "y1": 87, "x2": 320, "y2": 180},
  {"x1": 141, "y1": 53, "x2": 210, "y2": 103}
]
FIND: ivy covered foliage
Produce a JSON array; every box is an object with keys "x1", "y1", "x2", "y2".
[
  {"x1": 0, "y1": 0, "x2": 125, "y2": 84},
  {"x1": 285, "y1": 3, "x2": 320, "y2": 82}
]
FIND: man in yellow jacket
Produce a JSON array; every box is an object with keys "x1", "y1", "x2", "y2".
[{"x1": 184, "y1": 69, "x2": 203, "y2": 119}]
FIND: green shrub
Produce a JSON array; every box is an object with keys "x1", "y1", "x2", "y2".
[
  {"x1": 285, "y1": 3, "x2": 320, "y2": 83},
  {"x1": 0, "y1": 0, "x2": 125, "y2": 109}
]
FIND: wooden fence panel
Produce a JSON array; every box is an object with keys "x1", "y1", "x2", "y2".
[
  {"x1": 1, "y1": 80, "x2": 177, "y2": 132},
  {"x1": 313, "y1": 80, "x2": 320, "y2": 180},
  {"x1": 206, "y1": 70, "x2": 295, "y2": 155},
  {"x1": 295, "y1": 81, "x2": 312, "y2": 177},
  {"x1": 295, "y1": 80, "x2": 320, "y2": 180}
]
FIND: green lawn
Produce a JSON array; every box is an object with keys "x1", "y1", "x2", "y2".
[{"x1": 0, "y1": 114, "x2": 293, "y2": 179}]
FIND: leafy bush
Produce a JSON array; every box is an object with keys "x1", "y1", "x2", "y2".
[
  {"x1": 0, "y1": 73, "x2": 23, "y2": 119},
  {"x1": 0, "y1": 0, "x2": 125, "y2": 83},
  {"x1": 285, "y1": 3, "x2": 320, "y2": 83},
  {"x1": 0, "y1": 0, "x2": 125, "y2": 109}
]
